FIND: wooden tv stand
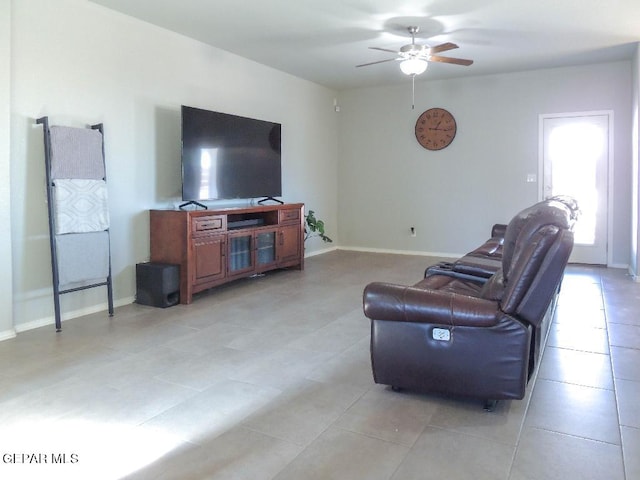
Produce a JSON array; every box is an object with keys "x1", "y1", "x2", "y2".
[{"x1": 149, "y1": 203, "x2": 304, "y2": 304}]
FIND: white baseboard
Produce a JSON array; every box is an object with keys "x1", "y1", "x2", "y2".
[
  {"x1": 305, "y1": 245, "x2": 338, "y2": 258},
  {"x1": 12, "y1": 295, "x2": 135, "y2": 335},
  {"x1": 14, "y1": 317, "x2": 56, "y2": 334},
  {"x1": 0, "y1": 329, "x2": 17, "y2": 342},
  {"x1": 321, "y1": 247, "x2": 634, "y2": 274},
  {"x1": 608, "y1": 262, "x2": 629, "y2": 270},
  {"x1": 337, "y1": 245, "x2": 463, "y2": 260}
]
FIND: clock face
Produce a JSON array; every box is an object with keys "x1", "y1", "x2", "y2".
[{"x1": 415, "y1": 108, "x2": 457, "y2": 151}]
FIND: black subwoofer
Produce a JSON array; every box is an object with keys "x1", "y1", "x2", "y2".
[{"x1": 136, "y1": 262, "x2": 180, "y2": 308}]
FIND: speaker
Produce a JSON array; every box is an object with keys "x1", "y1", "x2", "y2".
[{"x1": 136, "y1": 262, "x2": 180, "y2": 308}]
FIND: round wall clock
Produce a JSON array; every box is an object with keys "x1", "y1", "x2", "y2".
[{"x1": 415, "y1": 108, "x2": 457, "y2": 151}]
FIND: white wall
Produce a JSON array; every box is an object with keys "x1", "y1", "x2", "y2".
[
  {"x1": 8, "y1": 0, "x2": 338, "y2": 332},
  {"x1": 632, "y1": 44, "x2": 640, "y2": 278},
  {"x1": 338, "y1": 62, "x2": 633, "y2": 266},
  {"x1": 0, "y1": 0, "x2": 14, "y2": 339}
]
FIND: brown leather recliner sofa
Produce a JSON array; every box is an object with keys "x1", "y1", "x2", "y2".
[{"x1": 362, "y1": 198, "x2": 577, "y2": 408}]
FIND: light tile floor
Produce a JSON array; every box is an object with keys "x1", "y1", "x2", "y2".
[{"x1": 0, "y1": 251, "x2": 638, "y2": 479}]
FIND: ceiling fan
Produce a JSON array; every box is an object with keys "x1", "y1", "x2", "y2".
[{"x1": 356, "y1": 26, "x2": 473, "y2": 76}]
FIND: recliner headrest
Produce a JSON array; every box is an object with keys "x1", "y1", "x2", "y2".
[{"x1": 502, "y1": 197, "x2": 577, "y2": 280}]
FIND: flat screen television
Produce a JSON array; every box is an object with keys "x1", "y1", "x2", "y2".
[{"x1": 181, "y1": 105, "x2": 281, "y2": 204}]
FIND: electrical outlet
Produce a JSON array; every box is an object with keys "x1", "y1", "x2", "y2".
[{"x1": 410, "y1": 227, "x2": 416, "y2": 237}]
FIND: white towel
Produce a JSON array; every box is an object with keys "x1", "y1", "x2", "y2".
[{"x1": 53, "y1": 179, "x2": 110, "y2": 234}]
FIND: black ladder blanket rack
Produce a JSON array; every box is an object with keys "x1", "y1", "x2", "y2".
[{"x1": 37, "y1": 116, "x2": 114, "y2": 332}]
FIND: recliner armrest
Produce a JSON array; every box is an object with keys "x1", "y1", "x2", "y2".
[
  {"x1": 424, "y1": 263, "x2": 491, "y2": 283},
  {"x1": 491, "y1": 223, "x2": 507, "y2": 238},
  {"x1": 363, "y1": 282, "x2": 499, "y2": 327},
  {"x1": 452, "y1": 263, "x2": 495, "y2": 279}
]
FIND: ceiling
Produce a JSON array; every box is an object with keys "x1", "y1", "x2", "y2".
[{"x1": 88, "y1": 0, "x2": 640, "y2": 90}]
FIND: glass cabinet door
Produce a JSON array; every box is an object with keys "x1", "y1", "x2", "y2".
[
  {"x1": 228, "y1": 233, "x2": 254, "y2": 276},
  {"x1": 256, "y1": 230, "x2": 277, "y2": 270}
]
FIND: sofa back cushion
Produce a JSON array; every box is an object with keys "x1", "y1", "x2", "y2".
[
  {"x1": 502, "y1": 227, "x2": 574, "y2": 326},
  {"x1": 501, "y1": 199, "x2": 573, "y2": 280}
]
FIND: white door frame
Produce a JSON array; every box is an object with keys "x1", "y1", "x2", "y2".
[{"x1": 538, "y1": 110, "x2": 614, "y2": 266}]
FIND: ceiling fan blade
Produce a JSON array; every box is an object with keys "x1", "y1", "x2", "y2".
[
  {"x1": 369, "y1": 47, "x2": 399, "y2": 54},
  {"x1": 428, "y1": 55, "x2": 474, "y2": 66},
  {"x1": 356, "y1": 58, "x2": 398, "y2": 68},
  {"x1": 428, "y1": 42, "x2": 459, "y2": 54}
]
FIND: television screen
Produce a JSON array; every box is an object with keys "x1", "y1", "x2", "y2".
[{"x1": 181, "y1": 105, "x2": 281, "y2": 202}]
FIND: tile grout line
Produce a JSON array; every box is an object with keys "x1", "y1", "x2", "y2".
[{"x1": 601, "y1": 274, "x2": 628, "y2": 480}]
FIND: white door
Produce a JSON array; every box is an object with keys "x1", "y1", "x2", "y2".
[{"x1": 540, "y1": 112, "x2": 611, "y2": 265}]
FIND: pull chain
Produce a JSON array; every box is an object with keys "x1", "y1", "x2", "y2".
[{"x1": 411, "y1": 74, "x2": 416, "y2": 109}]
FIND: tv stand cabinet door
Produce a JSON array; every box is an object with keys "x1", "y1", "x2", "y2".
[
  {"x1": 256, "y1": 229, "x2": 278, "y2": 272},
  {"x1": 278, "y1": 225, "x2": 302, "y2": 267},
  {"x1": 192, "y1": 235, "x2": 226, "y2": 286},
  {"x1": 227, "y1": 231, "x2": 256, "y2": 277}
]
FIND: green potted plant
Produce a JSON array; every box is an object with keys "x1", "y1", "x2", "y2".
[{"x1": 304, "y1": 210, "x2": 333, "y2": 243}]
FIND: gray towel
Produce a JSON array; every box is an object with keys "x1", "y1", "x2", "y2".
[
  {"x1": 56, "y1": 231, "x2": 110, "y2": 288},
  {"x1": 50, "y1": 126, "x2": 105, "y2": 179}
]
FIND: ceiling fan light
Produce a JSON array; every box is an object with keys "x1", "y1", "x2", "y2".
[{"x1": 400, "y1": 58, "x2": 428, "y2": 75}]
